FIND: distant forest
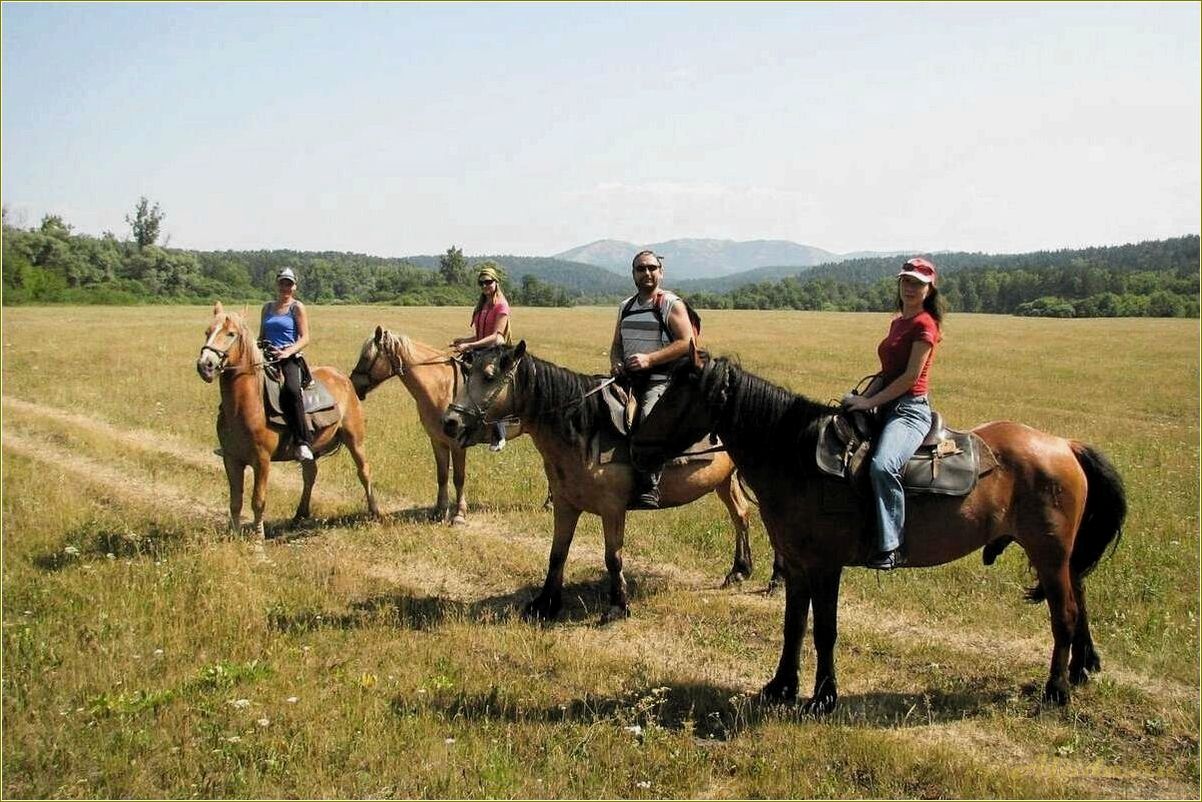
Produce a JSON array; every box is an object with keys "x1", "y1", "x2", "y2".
[
  {"x1": 688, "y1": 236, "x2": 1200, "y2": 318},
  {"x1": 2, "y1": 201, "x2": 1197, "y2": 318}
]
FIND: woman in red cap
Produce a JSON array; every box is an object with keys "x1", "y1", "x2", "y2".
[{"x1": 843, "y1": 257, "x2": 944, "y2": 570}]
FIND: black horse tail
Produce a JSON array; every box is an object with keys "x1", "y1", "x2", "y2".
[{"x1": 1026, "y1": 443, "x2": 1127, "y2": 603}]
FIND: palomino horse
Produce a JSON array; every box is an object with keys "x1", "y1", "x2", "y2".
[
  {"x1": 350, "y1": 326, "x2": 525, "y2": 525},
  {"x1": 195, "y1": 303, "x2": 380, "y2": 536},
  {"x1": 632, "y1": 346, "x2": 1126, "y2": 709},
  {"x1": 440, "y1": 342, "x2": 763, "y2": 625}
]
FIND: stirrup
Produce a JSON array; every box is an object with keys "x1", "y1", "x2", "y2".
[{"x1": 866, "y1": 548, "x2": 906, "y2": 571}]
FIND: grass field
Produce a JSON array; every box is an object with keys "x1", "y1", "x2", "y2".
[{"x1": 2, "y1": 305, "x2": 1198, "y2": 798}]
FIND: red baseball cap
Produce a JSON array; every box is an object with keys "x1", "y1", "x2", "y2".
[{"x1": 898, "y1": 257, "x2": 937, "y2": 285}]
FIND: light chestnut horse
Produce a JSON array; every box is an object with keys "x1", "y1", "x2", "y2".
[
  {"x1": 196, "y1": 303, "x2": 380, "y2": 536},
  {"x1": 634, "y1": 346, "x2": 1127, "y2": 711},
  {"x1": 350, "y1": 325, "x2": 520, "y2": 525},
  {"x1": 440, "y1": 342, "x2": 761, "y2": 626}
]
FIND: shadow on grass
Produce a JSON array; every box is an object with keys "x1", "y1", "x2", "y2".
[
  {"x1": 395, "y1": 675, "x2": 1022, "y2": 741},
  {"x1": 32, "y1": 520, "x2": 189, "y2": 572},
  {"x1": 266, "y1": 572, "x2": 674, "y2": 634}
]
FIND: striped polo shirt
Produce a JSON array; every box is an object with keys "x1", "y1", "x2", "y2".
[{"x1": 618, "y1": 290, "x2": 681, "y2": 381}]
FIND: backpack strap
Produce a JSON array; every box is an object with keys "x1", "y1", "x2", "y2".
[{"x1": 620, "y1": 292, "x2": 673, "y2": 341}]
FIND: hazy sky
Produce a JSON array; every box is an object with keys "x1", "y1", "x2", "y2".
[{"x1": 3, "y1": 2, "x2": 1199, "y2": 257}]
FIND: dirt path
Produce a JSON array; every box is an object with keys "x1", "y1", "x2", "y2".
[
  {"x1": 5, "y1": 395, "x2": 1194, "y2": 705},
  {"x1": 3, "y1": 397, "x2": 1197, "y2": 799}
]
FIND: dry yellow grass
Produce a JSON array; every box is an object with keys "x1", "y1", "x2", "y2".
[{"x1": 2, "y1": 305, "x2": 1198, "y2": 798}]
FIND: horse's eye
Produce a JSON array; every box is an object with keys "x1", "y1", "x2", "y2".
[{"x1": 226, "y1": 331, "x2": 236, "y2": 338}]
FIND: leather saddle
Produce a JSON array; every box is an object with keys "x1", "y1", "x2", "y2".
[
  {"x1": 261, "y1": 368, "x2": 340, "y2": 432},
  {"x1": 815, "y1": 409, "x2": 994, "y2": 496},
  {"x1": 591, "y1": 381, "x2": 720, "y2": 467}
]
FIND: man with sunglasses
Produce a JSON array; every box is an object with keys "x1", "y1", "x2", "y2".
[{"x1": 610, "y1": 250, "x2": 695, "y2": 508}]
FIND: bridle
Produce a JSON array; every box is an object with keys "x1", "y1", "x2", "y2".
[
  {"x1": 200, "y1": 326, "x2": 249, "y2": 374},
  {"x1": 446, "y1": 352, "x2": 526, "y2": 430},
  {"x1": 200, "y1": 324, "x2": 277, "y2": 375},
  {"x1": 350, "y1": 339, "x2": 406, "y2": 386},
  {"x1": 349, "y1": 334, "x2": 464, "y2": 390},
  {"x1": 448, "y1": 353, "x2": 621, "y2": 434}
]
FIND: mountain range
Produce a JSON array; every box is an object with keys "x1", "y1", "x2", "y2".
[{"x1": 553, "y1": 238, "x2": 908, "y2": 281}]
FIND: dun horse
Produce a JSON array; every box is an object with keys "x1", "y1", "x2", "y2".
[
  {"x1": 350, "y1": 326, "x2": 524, "y2": 525},
  {"x1": 196, "y1": 303, "x2": 380, "y2": 535},
  {"x1": 440, "y1": 342, "x2": 764, "y2": 625},
  {"x1": 634, "y1": 346, "x2": 1126, "y2": 709}
]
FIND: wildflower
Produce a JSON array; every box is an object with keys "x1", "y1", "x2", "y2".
[
  {"x1": 444, "y1": 737, "x2": 456, "y2": 745},
  {"x1": 623, "y1": 724, "x2": 643, "y2": 737},
  {"x1": 228, "y1": 699, "x2": 251, "y2": 709},
  {"x1": 286, "y1": 696, "x2": 299, "y2": 704},
  {"x1": 64, "y1": 545, "x2": 80, "y2": 556},
  {"x1": 226, "y1": 736, "x2": 241, "y2": 744},
  {"x1": 154, "y1": 649, "x2": 164, "y2": 657},
  {"x1": 636, "y1": 780, "x2": 652, "y2": 789},
  {"x1": 257, "y1": 718, "x2": 270, "y2": 727}
]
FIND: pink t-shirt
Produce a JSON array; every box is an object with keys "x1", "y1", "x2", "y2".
[
  {"x1": 472, "y1": 299, "x2": 510, "y2": 341},
  {"x1": 877, "y1": 311, "x2": 940, "y2": 396}
]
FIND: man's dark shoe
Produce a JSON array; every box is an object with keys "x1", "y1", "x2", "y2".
[
  {"x1": 631, "y1": 489, "x2": 660, "y2": 510},
  {"x1": 866, "y1": 548, "x2": 906, "y2": 571},
  {"x1": 630, "y1": 470, "x2": 662, "y2": 510}
]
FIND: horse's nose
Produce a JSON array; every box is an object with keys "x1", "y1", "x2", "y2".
[
  {"x1": 442, "y1": 413, "x2": 461, "y2": 439},
  {"x1": 196, "y1": 359, "x2": 215, "y2": 383}
]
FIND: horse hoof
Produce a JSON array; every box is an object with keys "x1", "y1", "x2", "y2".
[
  {"x1": 1069, "y1": 667, "x2": 1091, "y2": 686},
  {"x1": 720, "y1": 571, "x2": 748, "y2": 589},
  {"x1": 759, "y1": 678, "x2": 798, "y2": 704},
  {"x1": 1042, "y1": 681, "x2": 1071, "y2": 706},
  {"x1": 801, "y1": 694, "x2": 838, "y2": 717},
  {"x1": 522, "y1": 597, "x2": 560, "y2": 623},
  {"x1": 764, "y1": 580, "x2": 782, "y2": 597},
  {"x1": 450, "y1": 514, "x2": 467, "y2": 527},
  {"x1": 598, "y1": 605, "x2": 630, "y2": 626}
]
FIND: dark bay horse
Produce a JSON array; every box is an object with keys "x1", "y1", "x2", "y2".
[
  {"x1": 633, "y1": 345, "x2": 1126, "y2": 709},
  {"x1": 196, "y1": 303, "x2": 380, "y2": 536},
  {"x1": 350, "y1": 326, "x2": 527, "y2": 525},
  {"x1": 440, "y1": 342, "x2": 762, "y2": 625}
]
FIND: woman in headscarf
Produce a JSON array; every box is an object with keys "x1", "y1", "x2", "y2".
[{"x1": 451, "y1": 263, "x2": 513, "y2": 451}]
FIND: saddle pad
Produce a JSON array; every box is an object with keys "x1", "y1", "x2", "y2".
[
  {"x1": 589, "y1": 428, "x2": 719, "y2": 467},
  {"x1": 815, "y1": 414, "x2": 989, "y2": 497},
  {"x1": 263, "y1": 375, "x2": 340, "y2": 431}
]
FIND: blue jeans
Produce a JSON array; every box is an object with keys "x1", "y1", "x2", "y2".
[{"x1": 869, "y1": 395, "x2": 931, "y2": 553}]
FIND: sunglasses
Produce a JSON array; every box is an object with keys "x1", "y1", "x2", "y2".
[{"x1": 478, "y1": 279, "x2": 496, "y2": 287}]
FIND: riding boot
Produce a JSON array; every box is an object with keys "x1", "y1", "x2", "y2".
[{"x1": 631, "y1": 469, "x2": 662, "y2": 510}]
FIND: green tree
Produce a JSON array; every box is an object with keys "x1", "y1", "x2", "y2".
[
  {"x1": 126, "y1": 196, "x2": 165, "y2": 250},
  {"x1": 439, "y1": 246, "x2": 470, "y2": 286}
]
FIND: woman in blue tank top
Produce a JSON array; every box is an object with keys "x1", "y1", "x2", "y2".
[{"x1": 261, "y1": 267, "x2": 314, "y2": 461}]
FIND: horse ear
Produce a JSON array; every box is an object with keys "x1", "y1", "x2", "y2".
[
  {"x1": 212, "y1": 301, "x2": 224, "y2": 315},
  {"x1": 374, "y1": 325, "x2": 383, "y2": 343},
  {"x1": 513, "y1": 340, "x2": 527, "y2": 361}
]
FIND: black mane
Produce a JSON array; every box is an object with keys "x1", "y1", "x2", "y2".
[
  {"x1": 703, "y1": 357, "x2": 837, "y2": 473},
  {"x1": 512, "y1": 352, "x2": 608, "y2": 448}
]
